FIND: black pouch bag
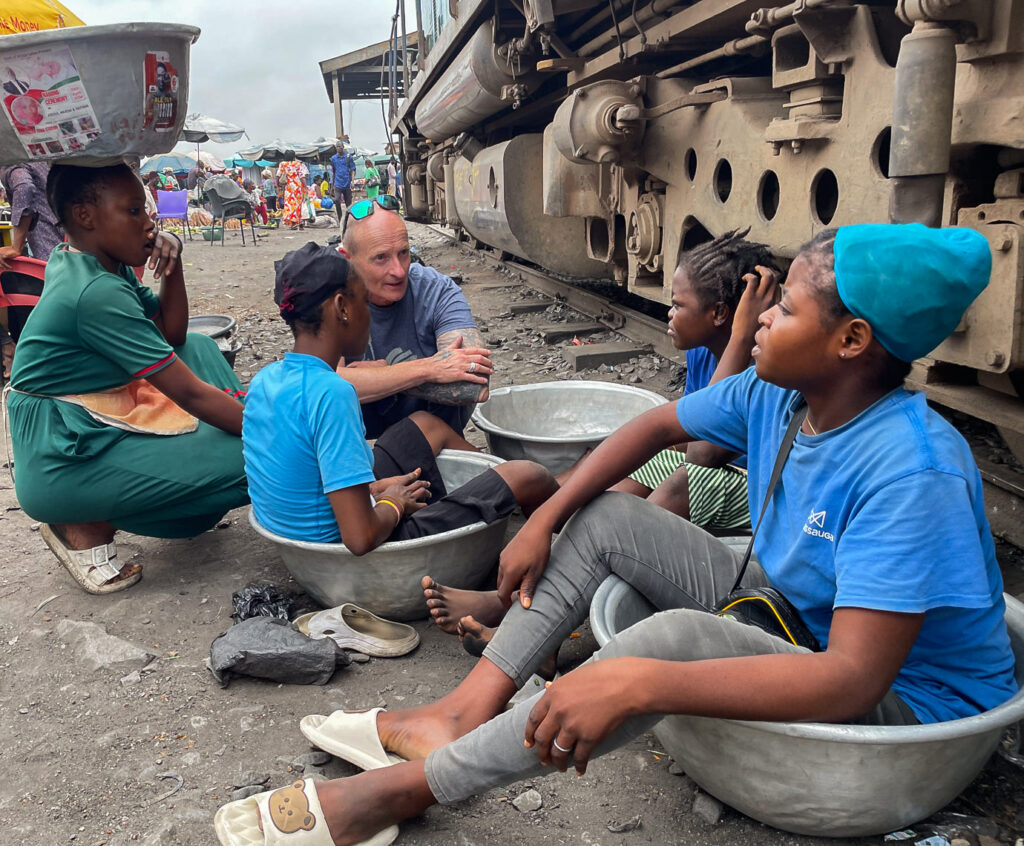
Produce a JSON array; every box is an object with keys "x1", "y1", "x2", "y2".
[{"x1": 712, "y1": 404, "x2": 821, "y2": 652}]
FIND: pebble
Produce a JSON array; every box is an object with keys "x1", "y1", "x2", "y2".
[
  {"x1": 512, "y1": 788, "x2": 543, "y2": 813},
  {"x1": 691, "y1": 790, "x2": 723, "y2": 825},
  {"x1": 667, "y1": 762, "x2": 685, "y2": 776},
  {"x1": 348, "y1": 652, "x2": 370, "y2": 664},
  {"x1": 120, "y1": 670, "x2": 142, "y2": 686},
  {"x1": 30, "y1": 522, "x2": 40, "y2": 531},
  {"x1": 232, "y1": 771, "x2": 270, "y2": 790},
  {"x1": 293, "y1": 750, "x2": 331, "y2": 767},
  {"x1": 230, "y1": 785, "x2": 264, "y2": 802}
]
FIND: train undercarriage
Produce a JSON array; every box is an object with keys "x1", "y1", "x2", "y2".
[{"x1": 390, "y1": 0, "x2": 1024, "y2": 452}]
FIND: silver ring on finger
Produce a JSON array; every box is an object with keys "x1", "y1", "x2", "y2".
[
  {"x1": 469, "y1": 361, "x2": 477, "y2": 373},
  {"x1": 552, "y1": 739, "x2": 574, "y2": 754}
]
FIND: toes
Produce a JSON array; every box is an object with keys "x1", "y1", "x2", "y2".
[{"x1": 420, "y1": 575, "x2": 435, "y2": 590}]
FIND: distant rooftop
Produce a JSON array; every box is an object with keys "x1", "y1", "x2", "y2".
[{"x1": 319, "y1": 33, "x2": 419, "y2": 103}]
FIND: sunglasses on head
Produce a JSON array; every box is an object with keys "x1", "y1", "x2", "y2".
[{"x1": 342, "y1": 195, "x2": 401, "y2": 235}]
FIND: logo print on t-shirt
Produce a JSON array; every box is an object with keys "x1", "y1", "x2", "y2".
[{"x1": 803, "y1": 508, "x2": 835, "y2": 542}]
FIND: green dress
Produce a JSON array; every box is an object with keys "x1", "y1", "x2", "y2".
[
  {"x1": 364, "y1": 166, "x2": 381, "y2": 200},
  {"x1": 8, "y1": 246, "x2": 248, "y2": 538}
]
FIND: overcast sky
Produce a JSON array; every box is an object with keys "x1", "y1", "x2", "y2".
[{"x1": 72, "y1": 0, "x2": 415, "y2": 160}]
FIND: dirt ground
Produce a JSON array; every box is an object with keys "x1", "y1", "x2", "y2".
[{"x1": 1, "y1": 220, "x2": 1022, "y2": 846}]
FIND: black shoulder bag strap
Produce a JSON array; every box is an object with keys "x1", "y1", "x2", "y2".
[{"x1": 728, "y1": 403, "x2": 808, "y2": 593}]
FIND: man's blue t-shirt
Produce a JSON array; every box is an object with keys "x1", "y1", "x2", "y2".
[
  {"x1": 360, "y1": 262, "x2": 476, "y2": 438},
  {"x1": 243, "y1": 352, "x2": 374, "y2": 543},
  {"x1": 677, "y1": 368, "x2": 1017, "y2": 723},
  {"x1": 330, "y1": 152, "x2": 354, "y2": 190}
]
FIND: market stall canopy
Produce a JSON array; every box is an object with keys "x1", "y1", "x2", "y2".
[
  {"x1": 223, "y1": 157, "x2": 274, "y2": 169},
  {"x1": 236, "y1": 139, "x2": 299, "y2": 163},
  {"x1": 141, "y1": 152, "x2": 195, "y2": 174},
  {"x1": 1, "y1": 1, "x2": 84, "y2": 35},
  {"x1": 184, "y1": 149, "x2": 226, "y2": 170},
  {"x1": 181, "y1": 113, "x2": 246, "y2": 144}
]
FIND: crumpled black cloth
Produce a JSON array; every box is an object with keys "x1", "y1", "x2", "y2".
[{"x1": 209, "y1": 617, "x2": 350, "y2": 687}]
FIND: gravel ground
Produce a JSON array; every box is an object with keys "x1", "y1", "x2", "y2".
[{"x1": 1, "y1": 220, "x2": 1021, "y2": 846}]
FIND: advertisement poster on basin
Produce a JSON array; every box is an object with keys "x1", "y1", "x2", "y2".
[{"x1": 1, "y1": 43, "x2": 101, "y2": 158}]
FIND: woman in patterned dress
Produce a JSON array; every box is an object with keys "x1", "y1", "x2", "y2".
[{"x1": 278, "y1": 159, "x2": 308, "y2": 230}]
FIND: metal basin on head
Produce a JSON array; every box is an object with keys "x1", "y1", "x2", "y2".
[
  {"x1": 0, "y1": 23, "x2": 200, "y2": 166},
  {"x1": 249, "y1": 450, "x2": 509, "y2": 622},
  {"x1": 471, "y1": 381, "x2": 666, "y2": 475},
  {"x1": 590, "y1": 574, "x2": 1024, "y2": 837}
]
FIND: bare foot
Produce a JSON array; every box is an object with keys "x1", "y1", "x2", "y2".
[
  {"x1": 316, "y1": 766, "x2": 433, "y2": 846},
  {"x1": 249, "y1": 768, "x2": 432, "y2": 846},
  {"x1": 456, "y1": 614, "x2": 494, "y2": 657},
  {"x1": 375, "y1": 660, "x2": 518, "y2": 761},
  {"x1": 421, "y1": 575, "x2": 506, "y2": 634},
  {"x1": 457, "y1": 615, "x2": 558, "y2": 680}
]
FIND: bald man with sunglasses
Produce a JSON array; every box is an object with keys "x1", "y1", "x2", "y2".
[{"x1": 339, "y1": 198, "x2": 492, "y2": 437}]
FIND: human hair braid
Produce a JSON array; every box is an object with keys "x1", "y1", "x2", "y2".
[{"x1": 679, "y1": 228, "x2": 776, "y2": 310}]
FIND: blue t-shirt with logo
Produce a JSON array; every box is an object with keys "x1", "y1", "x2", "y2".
[
  {"x1": 677, "y1": 367, "x2": 1017, "y2": 723},
  {"x1": 243, "y1": 352, "x2": 375, "y2": 543},
  {"x1": 359, "y1": 262, "x2": 476, "y2": 438}
]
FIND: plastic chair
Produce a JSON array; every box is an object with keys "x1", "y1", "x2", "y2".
[
  {"x1": 204, "y1": 176, "x2": 258, "y2": 247},
  {"x1": 155, "y1": 189, "x2": 193, "y2": 241},
  {"x1": 0, "y1": 255, "x2": 44, "y2": 344}
]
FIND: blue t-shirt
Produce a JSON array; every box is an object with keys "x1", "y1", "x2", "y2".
[
  {"x1": 243, "y1": 352, "x2": 375, "y2": 543},
  {"x1": 677, "y1": 368, "x2": 1017, "y2": 723},
  {"x1": 330, "y1": 153, "x2": 354, "y2": 190},
  {"x1": 683, "y1": 346, "x2": 746, "y2": 469},
  {"x1": 683, "y1": 347, "x2": 717, "y2": 397},
  {"x1": 360, "y1": 263, "x2": 476, "y2": 438}
]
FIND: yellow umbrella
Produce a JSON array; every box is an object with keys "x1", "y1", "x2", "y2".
[{"x1": 1, "y1": 1, "x2": 84, "y2": 35}]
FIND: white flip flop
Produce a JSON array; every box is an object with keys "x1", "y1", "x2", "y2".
[
  {"x1": 214, "y1": 776, "x2": 398, "y2": 846},
  {"x1": 293, "y1": 604, "x2": 419, "y2": 658},
  {"x1": 299, "y1": 708, "x2": 406, "y2": 770}
]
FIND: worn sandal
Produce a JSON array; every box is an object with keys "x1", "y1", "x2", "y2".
[
  {"x1": 40, "y1": 523, "x2": 141, "y2": 594},
  {"x1": 293, "y1": 604, "x2": 419, "y2": 658},
  {"x1": 214, "y1": 776, "x2": 398, "y2": 846}
]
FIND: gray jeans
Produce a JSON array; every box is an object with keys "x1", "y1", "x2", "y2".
[{"x1": 424, "y1": 492, "x2": 917, "y2": 804}]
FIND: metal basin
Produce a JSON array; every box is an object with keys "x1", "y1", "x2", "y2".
[
  {"x1": 471, "y1": 381, "x2": 666, "y2": 475},
  {"x1": 249, "y1": 450, "x2": 509, "y2": 621},
  {"x1": 0, "y1": 23, "x2": 200, "y2": 166},
  {"x1": 590, "y1": 574, "x2": 1024, "y2": 837},
  {"x1": 188, "y1": 314, "x2": 236, "y2": 338}
]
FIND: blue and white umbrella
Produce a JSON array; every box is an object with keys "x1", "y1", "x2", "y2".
[{"x1": 181, "y1": 114, "x2": 247, "y2": 144}]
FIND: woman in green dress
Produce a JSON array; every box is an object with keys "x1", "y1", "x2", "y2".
[
  {"x1": 6, "y1": 163, "x2": 248, "y2": 594},
  {"x1": 362, "y1": 158, "x2": 381, "y2": 201}
]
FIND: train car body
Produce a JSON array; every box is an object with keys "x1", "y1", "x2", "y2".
[{"x1": 392, "y1": 0, "x2": 1024, "y2": 446}]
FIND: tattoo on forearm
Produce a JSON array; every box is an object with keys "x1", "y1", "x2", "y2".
[
  {"x1": 407, "y1": 380, "x2": 484, "y2": 405},
  {"x1": 406, "y1": 326, "x2": 489, "y2": 405},
  {"x1": 438, "y1": 327, "x2": 487, "y2": 350}
]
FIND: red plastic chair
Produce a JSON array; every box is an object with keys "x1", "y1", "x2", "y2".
[{"x1": 0, "y1": 255, "x2": 45, "y2": 346}]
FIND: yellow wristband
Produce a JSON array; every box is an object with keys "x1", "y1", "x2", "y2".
[{"x1": 377, "y1": 499, "x2": 403, "y2": 522}]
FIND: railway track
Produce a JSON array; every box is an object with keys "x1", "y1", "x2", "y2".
[{"x1": 428, "y1": 225, "x2": 1024, "y2": 558}]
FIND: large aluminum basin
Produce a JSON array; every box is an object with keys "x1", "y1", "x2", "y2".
[
  {"x1": 590, "y1": 574, "x2": 1024, "y2": 837},
  {"x1": 249, "y1": 451, "x2": 508, "y2": 622},
  {"x1": 0, "y1": 23, "x2": 199, "y2": 166},
  {"x1": 471, "y1": 381, "x2": 666, "y2": 475}
]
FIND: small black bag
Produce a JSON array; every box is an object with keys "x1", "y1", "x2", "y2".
[{"x1": 712, "y1": 405, "x2": 821, "y2": 652}]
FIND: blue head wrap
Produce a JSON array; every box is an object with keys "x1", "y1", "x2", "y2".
[{"x1": 833, "y1": 223, "x2": 991, "y2": 362}]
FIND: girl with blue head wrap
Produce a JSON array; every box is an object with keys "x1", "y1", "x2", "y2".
[{"x1": 216, "y1": 225, "x2": 1016, "y2": 846}]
